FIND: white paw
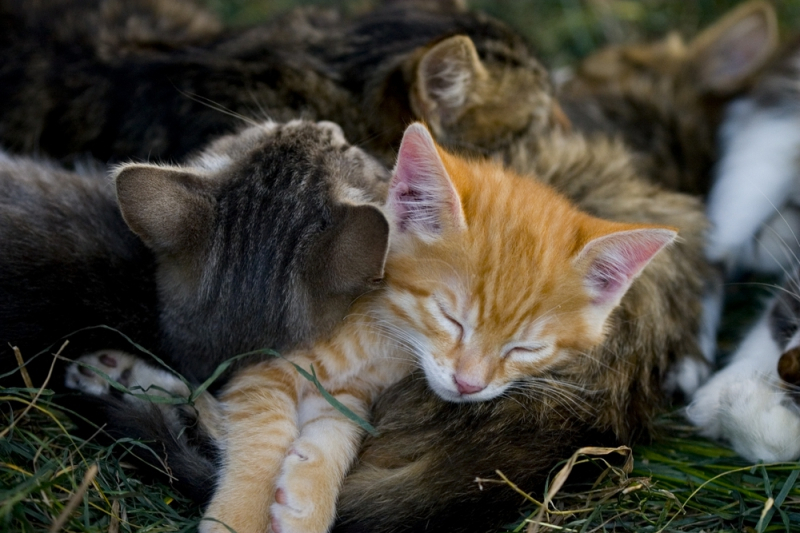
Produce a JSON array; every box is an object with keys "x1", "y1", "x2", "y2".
[
  {"x1": 688, "y1": 374, "x2": 800, "y2": 462},
  {"x1": 664, "y1": 357, "x2": 711, "y2": 399},
  {"x1": 64, "y1": 350, "x2": 137, "y2": 396}
]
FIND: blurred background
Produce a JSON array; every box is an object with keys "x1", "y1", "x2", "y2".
[{"x1": 202, "y1": 0, "x2": 800, "y2": 67}]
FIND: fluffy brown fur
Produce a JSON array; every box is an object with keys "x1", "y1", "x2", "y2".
[
  {"x1": 558, "y1": 0, "x2": 778, "y2": 196},
  {"x1": 0, "y1": 0, "x2": 559, "y2": 167}
]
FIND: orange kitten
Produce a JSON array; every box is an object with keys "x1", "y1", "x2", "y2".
[{"x1": 201, "y1": 123, "x2": 676, "y2": 533}]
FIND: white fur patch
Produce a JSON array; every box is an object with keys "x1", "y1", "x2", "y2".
[
  {"x1": 686, "y1": 314, "x2": 800, "y2": 462},
  {"x1": 707, "y1": 98, "x2": 800, "y2": 274}
]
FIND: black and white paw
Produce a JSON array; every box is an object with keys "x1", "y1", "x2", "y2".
[
  {"x1": 65, "y1": 350, "x2": 188, "y2": 399},
  {"x1": 64, "y1": 350, "x2": 138, "y2": 396}
]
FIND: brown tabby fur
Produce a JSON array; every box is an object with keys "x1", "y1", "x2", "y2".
[
  {"x1": 558, "y1": 0, "x2": 778, "y2": 196},
  {"x1": 0, "y1": 0, "x2": 560, "y2": 167}
]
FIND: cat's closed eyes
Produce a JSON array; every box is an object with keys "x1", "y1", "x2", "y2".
[
  {"x1": 1, "y1": 120, "x2": 390, "y2": 390},
  {"x1": 68, "y1": 122, "x2": 677, "y2": 533}
]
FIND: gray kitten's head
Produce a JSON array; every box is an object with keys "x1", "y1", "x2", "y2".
[{"x1": 114, "y1": 120, "x2": 390, "y2": 379}]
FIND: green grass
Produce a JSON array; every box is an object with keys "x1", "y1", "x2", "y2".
[{"x1": 4, "y1": 383, "x2": 799, "y2": 532}]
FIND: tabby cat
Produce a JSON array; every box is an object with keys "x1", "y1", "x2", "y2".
[
  {"x1": 0, "y1": 0, "x2": 559, "y2": 166},
  {"x1": 68, "y1": 123, "x2": 678, "y2": 533},
  {"x1": 558, "y1": 0, "x2": 778, "y2": 196},
  {"x1": 1, "y1": 120, "x2": 390, "y2": 393}
]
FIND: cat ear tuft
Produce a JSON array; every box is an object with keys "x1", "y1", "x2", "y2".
[
  {"x1": 413, "y1": 35, "x2": 487, "y2": 134},
  {"x1": 115, "y1": 164, "x2": 214, "y2": 253},
  {"x1": 577, "y1": 228, "x2": 677, "y2": 310},
  {"x1": 321, "y1": 204, "x2": 390, "y2": 294},
  {"x1": 388, "y1": 123, "x2": 465, "y2": 237},
  {"x1": 689, "y1": 0, "x2": 778, "y2": 93}
]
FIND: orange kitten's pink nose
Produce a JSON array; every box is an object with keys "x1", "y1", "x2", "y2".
[{"x1": 454, "y1": 376, "x2": 485, "y2": 395}]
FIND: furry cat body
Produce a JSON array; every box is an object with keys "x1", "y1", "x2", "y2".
[
  {"x1": 0, "y1": 152, "x2": 159, "y2": 385},
  {"x1": 0, "y1": 0, "x2": 557, "y2": 166},
  {"x1": 68, "y1": 126, "x2": 708, "y2": 533},
  {"x1": 558, "y1": 0, "x2": 778, "y2": 197},
  {"x1": 706, "y1": 35, "x2": 800, "y2": 275},
  {"x1": 1, "y1": 120, "x2": 390, "y2": 387},
  {"x1": 688, "y1": 37, "x2": 800, "y2": 462}
]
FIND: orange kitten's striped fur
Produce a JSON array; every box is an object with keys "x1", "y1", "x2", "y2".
[{"x1": 201, "y1": 123, "x2": 675, "y2": 533}]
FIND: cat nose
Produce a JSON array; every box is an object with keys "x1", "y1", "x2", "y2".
[{"x1": 454, "y1": 376, "x2": 485, "y2": 395}]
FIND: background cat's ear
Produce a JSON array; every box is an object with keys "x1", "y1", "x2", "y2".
[
  {"x1": 115, "y1": 164, "x2": 214, "y2": 253},
  {"x1": 412, "y1": 35, "x2": 487, "y2": 134},
  {"x1": 688, "y1": 0, "x2": 777, "y2": 93},
  {"x1": 388, "y1": 123, "x2": 466, "y2": 238},
  {"x1": 576, "y1": 228, "x2": 677, "y2": 322},
  {"x1": 321, "y1": 204, "x2": 390, "y2": 294}
]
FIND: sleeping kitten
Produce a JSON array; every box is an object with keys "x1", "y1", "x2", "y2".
[
  {"x1": 0, "y1": 0, "x2": 559, "y2": 166},
  {"x1": 1, "y1": 120, "x2": 390, "y2": 392},
  {"x1": 67, "y1": 123, "x2": 678, "y2": 533},
  {"x1": 335, "y1": 130, "x2": 711, "y2": 533},
  {"x1": 687, "y1": 269, "x2": 800, "y2": 462}
]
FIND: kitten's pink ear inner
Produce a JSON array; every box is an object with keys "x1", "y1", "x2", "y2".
[
  {"x1": 387, "y1": 123, "x2": 465, "y2": 236},
  {"x1": 578, "y1": 228, "x2": 677, "y2": 308}
]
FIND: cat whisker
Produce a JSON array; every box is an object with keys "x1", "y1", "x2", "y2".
[{"x1": 173, "y1": 89, "x2": 260, "y2": 128}]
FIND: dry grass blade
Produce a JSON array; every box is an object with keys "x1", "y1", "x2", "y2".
[
  {"x1": 12, "y1": 346, "x2": 33, "y2": 390},
  {"x1": 108, "y1": 499, "x2": 120, "y2": 533},
  {"x1": 526, "y1": 446, "x2": 632, "y2": 533},
  {"x1": 48, "y1": 463, "x2": 98, "y2": 533},
  {"x1": 0, "y1": 340, "x2": 67, "y2": 439}
]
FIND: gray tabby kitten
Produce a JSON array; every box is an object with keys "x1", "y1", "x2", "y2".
[{"x1": 2, "y1": 120, "x2": 390, "y2": 395}]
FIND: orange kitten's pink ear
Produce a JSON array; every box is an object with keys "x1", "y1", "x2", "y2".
[
  {"x1": 576, "y1": 228, "x2": 676, "y2": 316},
  {"x1": 387, "y1": 123, "x2": 466, "y2": 237}
]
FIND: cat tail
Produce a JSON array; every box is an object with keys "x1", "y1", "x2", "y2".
[{"x1": 67, "y1": 393, "x2": 220, "y2": 504}]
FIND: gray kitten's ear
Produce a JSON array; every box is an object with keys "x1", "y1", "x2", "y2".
[
  {"x1": 689, "y1": 0, "x2": 778, "y2": 93},
  {"x1": 322, "y1": 204, "x2": 389, "y2": 294},
  {"x1": 115, "y1": 164, "x2": 214, "y2": 253},
  {"x1": 412, "y1": 35, "x2": 487, "y2": 133}
]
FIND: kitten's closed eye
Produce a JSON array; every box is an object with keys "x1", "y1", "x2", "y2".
[
  {"x1": 437, "y1": 301, "x2": 464, "y2": 341},
  {"x1": 504, "y1": 345, "x2": 546, "y2": 359}
]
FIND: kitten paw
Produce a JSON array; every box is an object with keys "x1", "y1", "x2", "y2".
[
  {"x1": 64, "y1": 350, "x2": 138, "y2": 396},
  {"x1": 663, "y1": 356, "x2": 710, "y2": 399},
  {"x1": 688, "y1": 374, "x2": 800, "y2": 462},
  {"x1": 64, "y1": 350, "x2": 189, "y2": 399},
  {"x1": 270, "y1": 444, "x2": 336, "y2": 533}
]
